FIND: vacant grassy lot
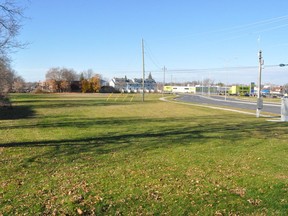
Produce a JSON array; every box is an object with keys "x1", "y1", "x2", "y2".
[{"x1": 0, "y1": 93, "x2": 287, "y2": 215}]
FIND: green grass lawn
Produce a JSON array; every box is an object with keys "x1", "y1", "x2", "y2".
[
  {"x1": 0, "y1": 93, "x2": 287, "y2": 215},
  {"x1": 226, "y1": 95, "x2": 282, "y2": 104}
]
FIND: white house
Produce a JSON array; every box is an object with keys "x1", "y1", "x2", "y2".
[{"x1": 109, "y1": 73, "x2": 157, "y2": 92}]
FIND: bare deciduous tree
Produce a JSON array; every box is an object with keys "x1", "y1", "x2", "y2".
[
  {"x1": 45, "y1": 67, "x2": 62, "y2": 82},
  {"x1": 0, "y1": 57, "x2": 14, "y2": 95},
  {"x1": 81, "y1": 69, "x2": 94, "y2": 80},
  {"x1": 202, "y1": 78, "x2": 214, "y2": 86},
  {"x1": 0, "y1": 0, "x2": 25, "y2": 55},
  {"x1": 12, "y1": 75, "x2": 25, "y2": 92},
  {"x1": 0, "y1": 0, "x2": 26, "y2": 101},
  {"x1": 45, "y1": 67, "x2": 78, "y2": 92},
  {"x1": 46, "y1": 67, "x2": 77, "y2": 82},
  {"x1": 61, "y1": 68, "x2": 77, "y2": 82}
]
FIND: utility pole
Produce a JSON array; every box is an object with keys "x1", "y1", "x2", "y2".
[
  {"x1": 201, "y1": 76, "x2": 204, "y2": 95},
  {"x1": 163, "y1": 66, "x2": 166, "y2": 92},
  {"x1": 256, "y1": 50, "x2": 264, "y2": 117},
  {"x1": 142, "y1": 38, "x2": 145, "y2": 102},
  {"x1": 208, "y1": 80, "x2": 211, "y2": 96},
  {"x1": 208, "y1": 72, "x2": 211, "y2": 96}
]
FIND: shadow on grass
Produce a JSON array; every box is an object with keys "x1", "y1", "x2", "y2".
[
  {"x1": 1, "y1": 113, "x2": 287, "y2": 133},
  {"x1": 1, "y1": 116, "x2": 287, "y2": 150},
  {"x1": 14, "y1": 99, "x2": 143, "y2": 109},
  {"x1": 0, "y1": 116, "x2": 179, "y2": 130},
  {"x1": 0, "y1": 105, "x2": 36, "y2": 120},
  {"x1": 1, "y1": 116, "x2": 287, "y2": 171}
]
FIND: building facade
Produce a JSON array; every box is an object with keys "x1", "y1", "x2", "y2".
[
  {"x1": 164, "y1": 85, "x2": 219, "y2": 94},
  {"x1": 109, "y1": 73, "x2": 157, "y2": 92}
]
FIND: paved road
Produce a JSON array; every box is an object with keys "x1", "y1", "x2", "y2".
[{"x1": 177, "y1": 94, "x2": 281, "y2": 115}]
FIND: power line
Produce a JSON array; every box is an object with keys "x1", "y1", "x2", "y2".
[
  {"x1": 143, "y1": 40, "x2": 162, "y2": 70},
  {"x1": 215, "y1": 15, "x2": 288, "y2": 35},
  {"x1": 105, "y1": 64, "x2": 283, "y2": 75},
  {"x1": 150, "y1": 64, "x2": 280, "y2": 74},
  {"x1": 153, "y1": 15, "x2": 288, "y2": 42}
]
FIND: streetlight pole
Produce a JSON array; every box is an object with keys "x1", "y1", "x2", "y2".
[
  {"x1": 279, "y1": 63, "x2": 288, "y2": 121},
  {"x1": 142, "y1": 38, "x2": 145, "y2": 102},
  {"x1": 256, "y1": 50, "x2": 264, "y2": 118},
  {"x1": 163, "y1": 66, "x2": 166, "y2": 93}
]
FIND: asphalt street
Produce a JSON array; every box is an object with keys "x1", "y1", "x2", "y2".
[{"x1": 176, "y1": 94, "x2": 281, "y2": 115}]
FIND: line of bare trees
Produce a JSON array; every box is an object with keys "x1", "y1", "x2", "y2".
[
  {"x1": 43, "y1": 68, "x2": 102, "y2": 93},
  {"x1": 44, "y1": 67, "x2": 78, "y2": 92},
  {"x1": 0, "y1": 57, "x2": 25, "y2": 94},
  {"x1": 0, "y1": 0, "x2": 26, "y2": 103}
]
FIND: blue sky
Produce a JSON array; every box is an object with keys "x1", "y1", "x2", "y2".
[{"x1": 12, "y1": 0, "x2": 288, "y2": 85}]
